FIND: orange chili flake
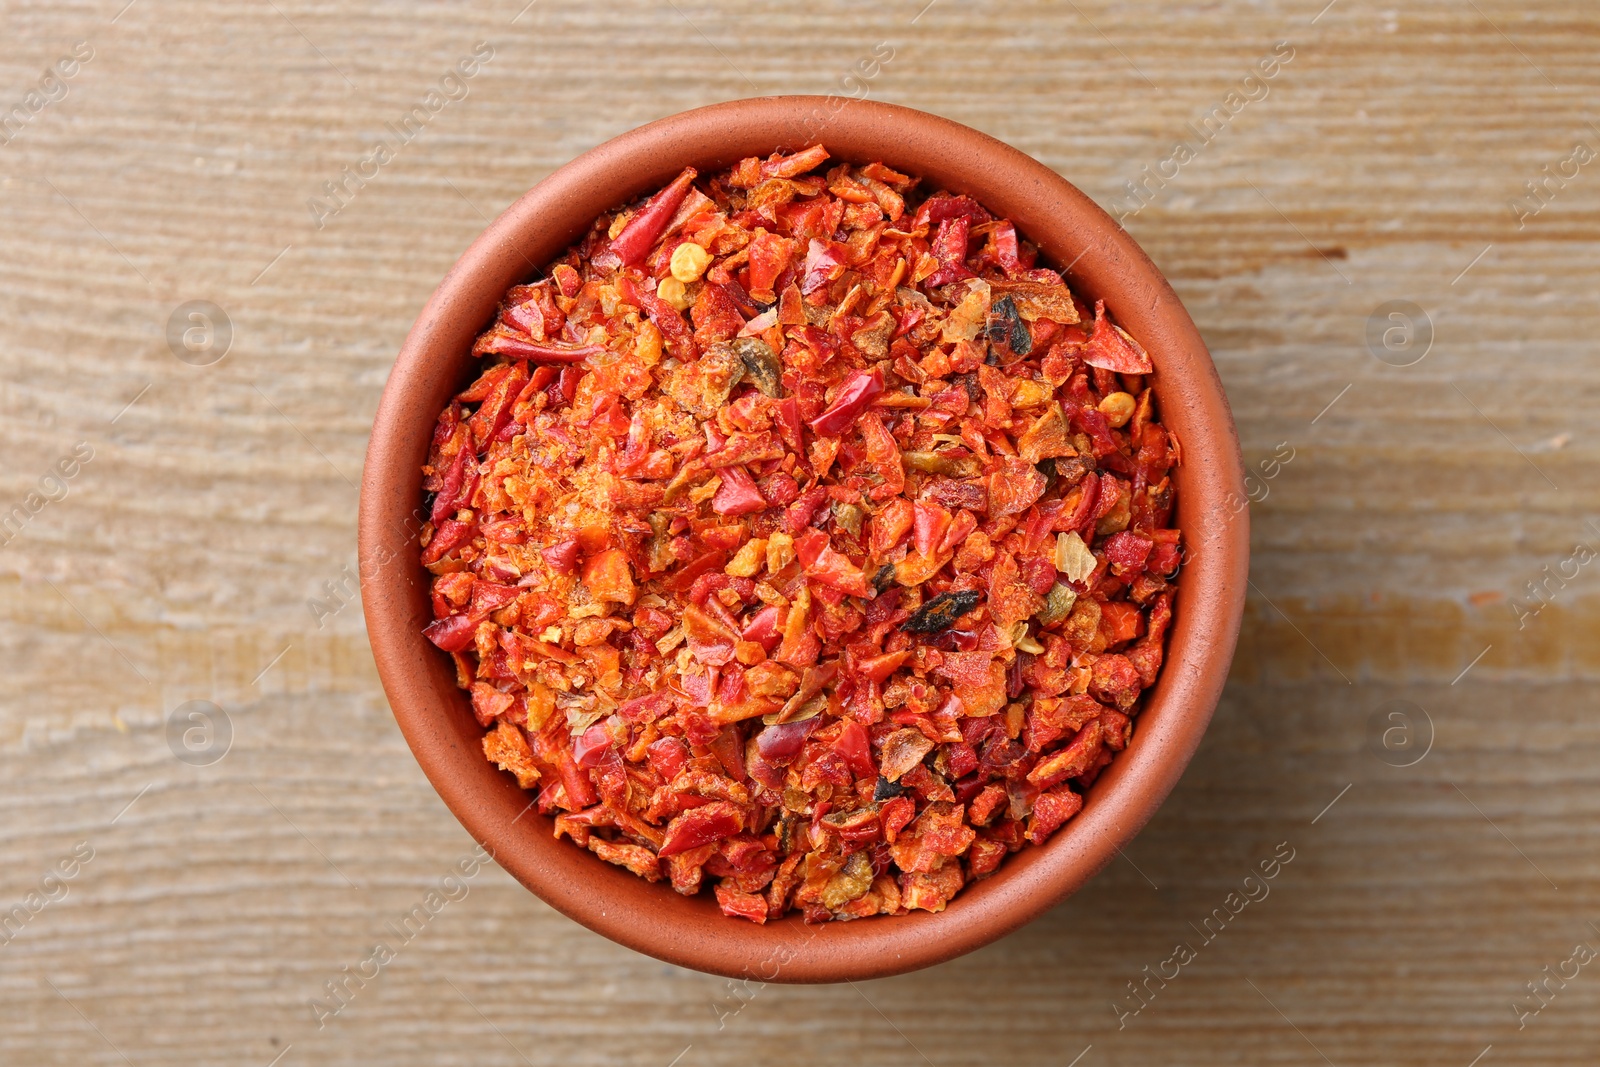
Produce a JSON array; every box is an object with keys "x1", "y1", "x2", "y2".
[{"x1": 419, "y1": 145, "x2": 1181, "y2": 922}]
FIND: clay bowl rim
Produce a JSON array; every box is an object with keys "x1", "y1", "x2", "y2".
[{"x1": 359, "y1": 95, "x2": 1248, "y2": 984}]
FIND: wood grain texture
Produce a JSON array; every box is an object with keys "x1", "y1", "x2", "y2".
[{"x1": 1, "y1": 0, "x2": 1598, "y2": 1063}]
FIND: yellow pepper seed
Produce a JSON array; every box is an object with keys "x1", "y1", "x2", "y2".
[
  {"x1": 656, "y1": 275, "x2": 692, "y2": 310},
  {"x1": 670, "y1": 242, "x2": 712, "y2": 283},
  {"x1": 1098, "y1": 391, "x2": 1136, "y2": 428}
]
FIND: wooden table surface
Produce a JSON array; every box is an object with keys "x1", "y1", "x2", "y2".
[{"x1": 3, "y1": 1, "x2": 1598, "y2": 1063}]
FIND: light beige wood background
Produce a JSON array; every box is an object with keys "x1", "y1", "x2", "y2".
[{"x1": 2, "y1": 0, "x2": 1598, "y2": 1064}]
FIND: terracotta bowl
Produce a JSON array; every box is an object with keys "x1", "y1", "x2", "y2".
[{"x1": 359, "y1": 96, "x2": 1248, "y2": 982}]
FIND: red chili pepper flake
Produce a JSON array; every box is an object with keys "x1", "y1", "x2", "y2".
[
  {"x1": 420, "y1": 146, "x2": 1182, "y2": 922},
  {"x1": 598, "y1": 166, "x2": 699, "y2": 270},
  {"x1": 808, "y1": 366, "x2": 885, "y2": 436}
]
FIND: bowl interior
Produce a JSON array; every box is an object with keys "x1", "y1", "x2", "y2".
[{"x1": 359, "y1": 96, "x2": 1248, "y2": 982}]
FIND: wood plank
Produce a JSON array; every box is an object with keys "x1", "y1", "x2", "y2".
[{"x1": 2, "y1": 1, "x2": 1598, "y2": 1063}]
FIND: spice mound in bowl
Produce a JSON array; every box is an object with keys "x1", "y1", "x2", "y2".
[{"x1": 417, "y1": 145, "x2": 1182, "y2": 924}]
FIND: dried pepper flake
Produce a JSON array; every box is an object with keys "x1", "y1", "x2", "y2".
[
  {"x1": 901, "y1": 590, "x2": 981, "y2": 634},
  {"x1": 421, "y1": 146, "x2": 1181, "y2": 923},
  {"x1": 808, "y1": 367, "x2": 885, "y2": 436}
]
